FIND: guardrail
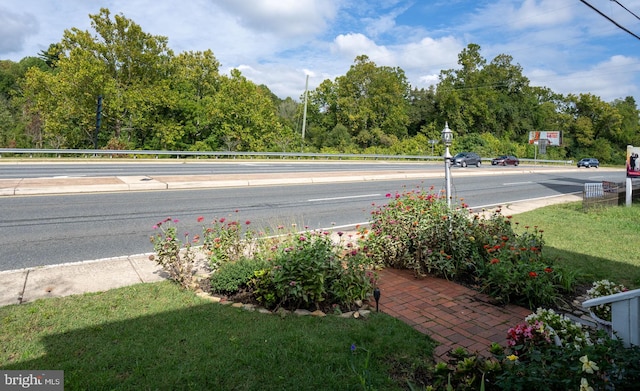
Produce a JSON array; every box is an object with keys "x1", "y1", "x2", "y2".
[{"x1": 0, "y1": 148, "x2": 574, "y2": 165}]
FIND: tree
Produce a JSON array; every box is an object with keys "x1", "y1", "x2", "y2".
[
  {"x1": 206, "y1": 69, "x2": 286, "y2": 151},
  {"x1": 21, "y1": 8, "x2": 176, "y2": 148},
  {"x1": 0, "y1": 58, "x2": 49, "y2": 147},
  {"x1": 611, "y1": 97, "x2": 640, "y2": 146},
  {"x1": 407, "y1": 86, "x2": 437, "y2": 137},
  {"x1": 169, "y1": 50, "x2": 222, "y2": 149},
  {"x1": 335, "y1": 55, "x2": 410, "y2": 146}
]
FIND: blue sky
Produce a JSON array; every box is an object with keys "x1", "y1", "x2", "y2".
[{"x1": 1, "y1": 0, "x2": 640, "y2": 104}]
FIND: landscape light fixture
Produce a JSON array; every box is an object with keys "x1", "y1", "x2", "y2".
[{"x1": 373, "y1": 287, "x2": 381, "y2": 312}]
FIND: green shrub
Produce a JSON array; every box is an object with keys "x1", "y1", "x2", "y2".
[
  {"x1": 477, "y1": 222, "x2": 579, "y2": 308},
  {"x1": 209, "y1": 257, "x2": 269, "y2": 294},
  {"x1": 250, "y1": 231, "x2": 376, "y2": 311},
  {"x1": 364, "y1": 189, "x2": 483, "y2": 281},
  {"x1": 495, "y1": 328, "x2": 640, "y2": 391},
  {"x1": 363, "y1": 189, "x2": 577, "y2": 309},
  {"x1": 436, "y1": 319, "x2": 640, "y2": 391},
  {"x1": 201, "y1": 213, "x2": 258, "y2": 269},
  {"x1": 149, "y1": 217, "x2": 196, "y2": 290}
]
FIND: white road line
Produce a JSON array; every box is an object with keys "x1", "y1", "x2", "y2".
[
  {"x1": 308, "y1": 194, "x2": 381, "y2": 202},
  {"x1": 502, "y1": 181, "x2": 532, "y2": 185}
]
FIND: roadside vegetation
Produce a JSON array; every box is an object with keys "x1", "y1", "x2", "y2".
[
  {"x1": 2, "y1": 8, "x2": 639, "y2": 166},
  {"x1": 2, "y1": 191, "x2": 640, "y2": 389}
]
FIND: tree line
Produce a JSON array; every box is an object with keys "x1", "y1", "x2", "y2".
[{"x1": 0, "y1": 8, "x2": 638, "y2": 164}]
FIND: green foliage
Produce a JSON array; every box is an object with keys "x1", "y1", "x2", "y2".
[
  {"x1": 364, "y1": 188, "x2": 481, "y2": 281},
  {"x1": 494, "y1": 328, "x2": 640, "y2": 391},
  {"x1": 151, "y1": 215, "x2": 377, "y2": 313},
  {"x1": 434, "y1": 323, "x2": 640, "y2": 391},
  {"x1": 477, "y1": 222, "x2": 572, "y2": 309},
  {"x1": 3, "y1": 9, "x2": 637, "y2": 162},
  {"x1": 363, "y1": 189, "x2": 576, "y2": 309},
  {"x1": 208, "y1": 257, "x2": 268, "y2": 294},
  {"x1": 149, "y1": 217, "x2": 196, "y2": 290},
  {"x1": 201, "y1": 213, "x2": 257, "y2": 269},
  {"x1": 585, "y1": 280, "x2": 627, "y2": 322},
  {"x1": 525, "y1": 308, "x2": 591, "y2": 350},
  {"x1": 250, "y1": 231, "x2": 376, "y2": 311}
]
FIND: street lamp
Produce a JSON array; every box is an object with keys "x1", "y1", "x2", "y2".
[{"x1": 442, "y1": 122, "x2": 453, "y2": 207}]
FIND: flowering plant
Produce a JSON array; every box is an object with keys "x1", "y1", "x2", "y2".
[
  {"x1": 525, "y1": 308, "x2": 592, "y2": 350},
  {"x1": 586, "y1": 279, "x2": 627, "y2": 322},
  {"x1": 149, "y1": 217, "x2": 196, "y2": 289},
  {"x1": 505, "y1": 321, "x2": 552, "y2": 358}
]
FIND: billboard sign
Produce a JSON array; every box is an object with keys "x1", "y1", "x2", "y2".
[
  {"x1": 627, "y1": 145, "x2": 640, "y2": 177},
  {"x1": 529, "y1": 131, "x2": 562, "y2": 146}
]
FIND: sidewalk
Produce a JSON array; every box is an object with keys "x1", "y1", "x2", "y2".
[{"x1": 0, "y1": 168, "x2": 586, "y2": 361}]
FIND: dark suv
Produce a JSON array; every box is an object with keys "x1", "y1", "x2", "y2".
[
  {"x1": 452, "y1": 152, "x2": 481, "y2": 167},
  {"x1": 577, "y1": 158, "x2": 599, "y2": 168}
]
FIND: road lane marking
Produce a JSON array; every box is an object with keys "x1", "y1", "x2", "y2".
[
  {"x1": 502, "y1": 181, "x2": 532, "y2": 186},
  {"x1": 308, "y1": 194, "x2": 381, "y2": 202}
]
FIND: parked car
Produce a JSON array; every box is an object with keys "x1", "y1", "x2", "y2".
[
  {"x1": 452, "y1": 152, "x2": 481, "y2": 167},
  {"x1": 577, "y1": 158, "x2": 599, "y2": 168},
  {"x1": 491, "y1": 155, "x2": 520, "y2": 166}
]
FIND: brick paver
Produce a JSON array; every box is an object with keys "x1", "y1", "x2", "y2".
[{"x1": 375, "y1": 268, "x2": 532, "y2": 361}]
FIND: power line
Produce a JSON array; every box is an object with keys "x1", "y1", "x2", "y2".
[
  {"x1": 610, "y1": 0, "x2": 640, "y2": 21},
  {"x1": 579, "y1": 0, "x2": 640, "y2": 41}
]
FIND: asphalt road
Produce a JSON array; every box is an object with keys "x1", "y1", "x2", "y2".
[
  {"x1": 0, "y1": 166, "x2": 627, "y2": 271},
  {"x1": 0, "y1": 161, "x2": 442, "y2": 179}
]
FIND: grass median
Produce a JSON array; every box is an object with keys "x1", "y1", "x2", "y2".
[{"x1": 1, "y1": 201, "x2": 639, "y2": 390}]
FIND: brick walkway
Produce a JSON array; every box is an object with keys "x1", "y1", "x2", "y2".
[{"x1": 375, "y1": 268, "x2": 532, "y2": 361}]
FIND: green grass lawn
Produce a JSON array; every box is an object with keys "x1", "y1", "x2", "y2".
[
  {"x1": 512, "y1": 202, "x2": 640, "y2": 288},
  {"x1": 0, "y1": 282, "x2": 434, "y2": 390},
  {"x1": 2, "y1": 201, "x2": 639, "y2": 390}
]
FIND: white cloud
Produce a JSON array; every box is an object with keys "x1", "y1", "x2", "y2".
[
  {"x1": 332, "y1": 33, "x2": 393, "y2": 62},
  {"x1": 531, "y1": 55, "x2": 640, "y2": 102},
  {"x1": 0, "y1": 7, "x2": 38, "y2": 53},
  {"x1": 215, "y1": 0, "x2": 337, "y2": 37}
]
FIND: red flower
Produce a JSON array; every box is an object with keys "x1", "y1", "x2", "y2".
[
  {"x1": 245, "y1": 220, "x2": 251, "y2": 225},
  {"x1": 219, "y1": 217, "x2": 226, "y2": 223},
  {"x1": 197, "y1": 216, "x2": 204, "y2": 222},
  {"x1": 544, "y1": 267, "x2": 553, "y2": 273},
  {"x1": 490, "y1": 258, "x2": 500, "y2": 264},
  {"x1": 528, "y1": 271, "x2": 538, "y2": 278}
]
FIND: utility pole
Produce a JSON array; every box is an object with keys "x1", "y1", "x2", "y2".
[
  {"x1": 301, "y1": 75, "x2": 309, "y2": 148},
  {"x1": 94, "y1": 95, "x2": 103, "y2": 150}
]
